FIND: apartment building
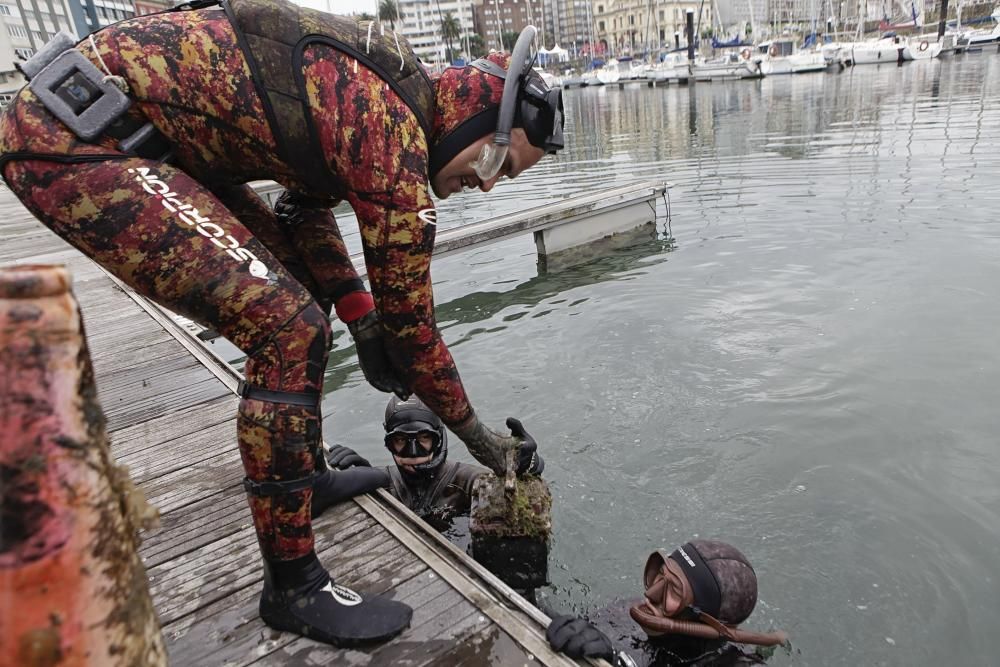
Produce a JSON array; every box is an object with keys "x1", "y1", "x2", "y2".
[
  {"x1": 473, "y1": 0, "x2": 537, "y2": 51},
  {"x1": 593, "y1": 0, "x2": 712, "y2": 55},
  {"x1": 67, "y1": 0, "x2": 135, "y2": 36},
  {"x1": 545, "y1": 0, "x2": 592, "y2": 53},
  {"x1": 0, "y1": 0, "x2": 78, "y2": 105},
  {"x1": 398, "y1": 0, "x2": 476, "y2": 64}
]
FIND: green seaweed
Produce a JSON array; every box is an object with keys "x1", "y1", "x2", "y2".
[{"x1": 470, "y1": 475, "x2": 552, "y2": 539}]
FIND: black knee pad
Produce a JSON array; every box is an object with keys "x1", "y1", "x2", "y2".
[{"x1": 246, "y1": 300, "x2": 331, "y2": 392}]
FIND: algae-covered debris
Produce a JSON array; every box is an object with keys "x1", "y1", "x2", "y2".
[{"x1": 470, "y1": 475, "x2": 552, "y2": 540}]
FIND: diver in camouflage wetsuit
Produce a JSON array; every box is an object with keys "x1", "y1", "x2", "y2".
[{"x1": 0, "y1": 0, "x2": 563, "y2": 647}]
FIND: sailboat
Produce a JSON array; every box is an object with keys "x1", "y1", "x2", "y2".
[
  {"x1": 839, "y1": 0, "x2": 909, "y2": 66},
  {"x1": 756, "y1": 39, "x2": 829, "y2": 74},
  {"x1": 688, "y1": 0, "x2": 761, "y2": 80},
  {"x1": 643, "y1": 51, "x2": 691, "y2": 83},
  {"x1": 957, "y1": 6, "x2": 1000, "y2": 49}
]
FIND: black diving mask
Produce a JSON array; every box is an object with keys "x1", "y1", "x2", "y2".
[{"x1": 385, "y1": 427, "x2": 441, "y2": 459}]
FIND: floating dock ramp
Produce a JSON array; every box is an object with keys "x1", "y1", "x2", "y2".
[{"x1": 252, "y1": 179, "x2": 668, "y2": 274}]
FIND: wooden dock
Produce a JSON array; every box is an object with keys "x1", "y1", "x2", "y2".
[{"x1": 0, "y1": 184, "x2": 593, "y2": 666}]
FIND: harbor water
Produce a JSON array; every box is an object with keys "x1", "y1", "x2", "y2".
[{"x1": 321, "y1": 54, "x2": 1000, "y2": 665}]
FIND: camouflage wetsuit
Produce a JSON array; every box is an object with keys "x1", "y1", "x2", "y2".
[{"x1": 0, "y1": 7, "x2": 473, "y2": 562}]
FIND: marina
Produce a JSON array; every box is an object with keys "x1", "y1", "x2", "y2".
[
  {"x1": 550, "y1": 4, "x2": 1000, "y2": 88},
  {"x1": 2, "y1": 1, "x2": 1000, "y2": 664}
]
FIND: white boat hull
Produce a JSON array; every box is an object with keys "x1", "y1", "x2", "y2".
[
  {"x1": 848, "y1": 41, "x2": 905, "y2": 65},
  {"x1": 691, "y1": 60, "x2": 760, "y2": 81},
  {"x1": 758, "y1": 51, "x2": 828, "y2": 75},
  {"x1": 596, "y1": 69, "x2": 621, "y2": 84},
  {"x1": 903, "y1": 38, "x2": 943, "y2": 60},
  {"x1": 644, "y1": 65, "x2": 688, "y2": 82},
  {"x1": 964, "y1": 24, "x2": 1000, "y2": 47}
]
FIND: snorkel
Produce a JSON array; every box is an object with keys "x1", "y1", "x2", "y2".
[{"x1": 469, "y1": 26, "x2": 538, "y2": 181}]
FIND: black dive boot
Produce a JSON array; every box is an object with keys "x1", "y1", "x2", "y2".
[{"x1": 259, "y1": 551, "x2": 412, "y2": 646}]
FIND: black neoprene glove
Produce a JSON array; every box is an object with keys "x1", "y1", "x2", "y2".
[
  {"x1": 452, "y1": 413, "x2": 544, "y2": 476},
  {"x1": 311, "y1": 465, "x2": 390, "y2": 518},
  {"x1": 326, "y1": 444, "x2": 371, "y2": 470},
  {"x1": 546, "y1": 615, "x2": 615, "y2": 661},
  {"x1": 508, "y1": 418, "x2": 544, "y2": 476},
  {"x1": 346, "y1": 310, "x2": 410, "y2": 399}
]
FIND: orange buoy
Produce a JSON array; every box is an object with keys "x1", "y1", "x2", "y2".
[{"x1": 0, "y1": 265, "x2": 165, "y2": 667}]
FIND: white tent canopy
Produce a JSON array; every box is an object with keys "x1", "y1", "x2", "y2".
[{"x1": 539, "y1": 43, "x2": 570, "y2": 64}]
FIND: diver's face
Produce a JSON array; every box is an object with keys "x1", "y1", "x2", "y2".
[
  {"x1": 388, "y1": 431, "x2": 436, "y2": 474},
  {"x1": 641, "y1": 558, "x2": 695, "y2": 629},
  {"x1": 431, "y1": 128, "x2": 545, "y2": 199}
]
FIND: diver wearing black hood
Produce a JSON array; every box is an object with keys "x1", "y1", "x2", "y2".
[
  {"x1": 546, "y1": 540, "x2": 788, "y2": 667},
  {"x1": 322, "y1": 396, "x2": 544, "y2": 523}
]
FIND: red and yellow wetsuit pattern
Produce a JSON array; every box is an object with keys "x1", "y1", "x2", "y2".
[{"x1": 0, "y1": 8, "x2": 472, "y2": 561}]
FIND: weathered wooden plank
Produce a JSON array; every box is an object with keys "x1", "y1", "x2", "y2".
[
  {"x1": 137, "y1": 448, "x2": 243, "y2": 514},
  {"x1": 140, "y1": 491, "x2": 250, "y2": 568},
  {"x1": 354, "y1": 603, "x2": 492, "y2": 667},
  {"x1": 115, "y1": 419, "x2": 236, "y2": 485},
  {"x1": 165, "y1": 558, "x2": 432, "y2": 667},
  {"x1": 96, "y1": 346, "x2": 209, "y2": 389},
  {"x1": 146, "y1": 515, "x2": 371, "y2": 602},
  {"x1": 89, "y1": 327, "x2": 176, "y2": 363},
  {"x1": 102, "y1": 374, "x2": 231, "y2": 433},
  {"x1": 108, "y1": 393, "x2": 234, "y2": 452},
  {"x1": 140, "y1": 497, "x2": 370, "y2": 569},
  {"x1": 450, "y1": 625, "x2": 546, "y2": 667},
  {"x1": 259, "y1": 586, "x2": 486, "y2": 666},
  {"x1": 150, "y1": 510, "x2": 386, "y2": 624}
]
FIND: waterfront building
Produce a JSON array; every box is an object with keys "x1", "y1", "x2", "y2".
[
  {"x1": 545, "y1": 0, "x2": 592, "y2": 53},
  {"x1": 134, "y1": 0, "x2": 174, "y2": 17},
  {"x1": 67, "y1": 0, "x2": 135, "y2": 37},
  {"x1": 397, "y1": 0, "x2": 476, "y2": 65},
  {"x1": 592, "y1": 1, "x2": 712, "y2": 56},
  {"x1": 715, "y1": 0, "x2": 767, "y2": 33},
  {"x1": 0, "y1": 0, "x2": 78, "y2": 107},
  {"x1": 472, "y1": 0, "x2": 535, "y2": 52}
]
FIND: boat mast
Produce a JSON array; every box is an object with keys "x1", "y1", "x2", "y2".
[
  {"x1": 493, "y1": 0, "x2": 504, "y2": 51},
  {"x1": 695, "y1": 0, "x2": 706, "y2": 43}
]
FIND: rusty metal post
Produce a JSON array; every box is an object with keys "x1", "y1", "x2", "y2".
[{"x1": 0, "y1": 265, "x2": 165, "y2": 667}]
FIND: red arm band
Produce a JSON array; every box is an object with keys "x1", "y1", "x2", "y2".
[{"x1": 334, "y1": 290, "x2": 375, "y2": 323}]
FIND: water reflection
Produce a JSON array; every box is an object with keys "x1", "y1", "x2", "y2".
[{"x1": 324, "y1": 232, "x2": 674, "y2": 380}]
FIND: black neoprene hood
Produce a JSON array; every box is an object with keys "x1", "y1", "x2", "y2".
[{"x1": 669, "y1": 542, "x2": 723, "y2": 618}]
